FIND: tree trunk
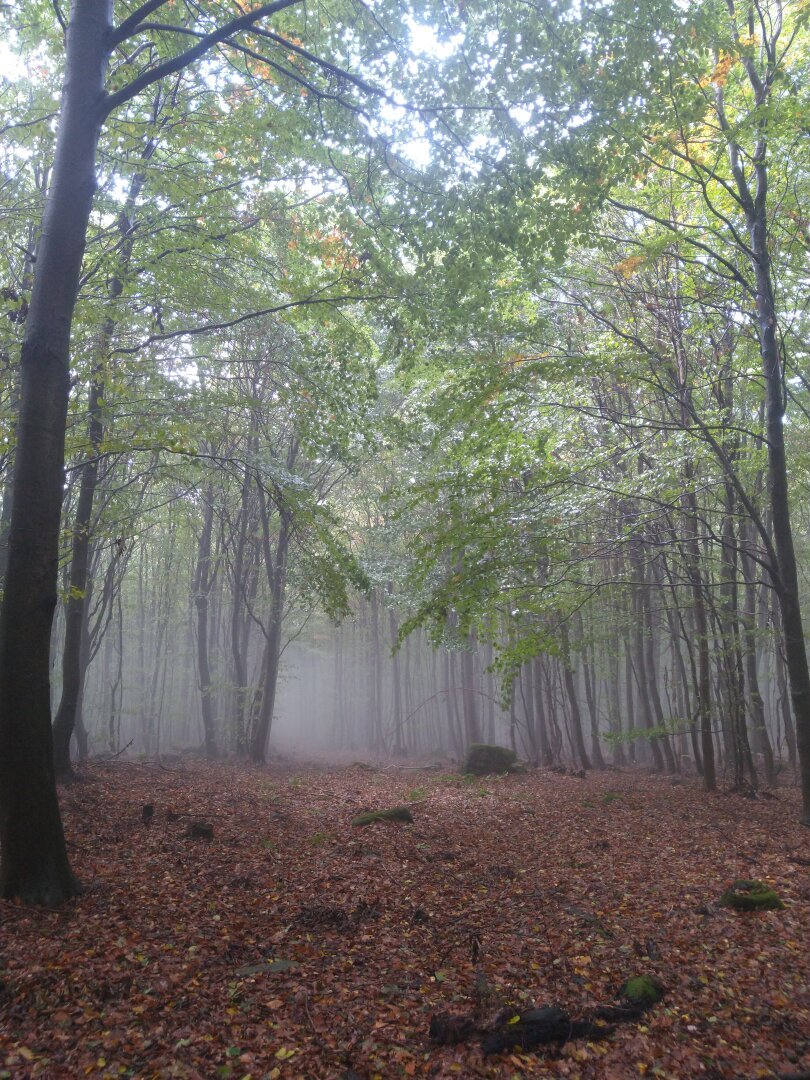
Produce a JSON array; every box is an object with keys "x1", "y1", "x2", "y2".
[
  {"x1": 194, "y1": 485, "x2": 218, "y2": 758},
  {"x1": 532, "y1": 654, "x2": 552, "y2": 765},
  {"x1": 460, "y1": 630, "x2": 482, "y2": 745},
  {"x1": 389, "y1": 591, "x2": 405, "y2": 757},
  {"x1": 718, "y1": 61, "x2": 810, "y2": 817},
  {"x1": 249, "y1": 490, "x2": 291, "y2": 764},
  {"x1": 559, "y1": 622, "x2": 591, "y2": 770},
  {"x1": 52, "y1": 379, "x2": 104, "y2": 778},
  {"x1": 230, "y1": 465, "x2": 253, "y2": 755},
  {"x1": 0, "y1": 0, "x2": 113, "y2": 903}
]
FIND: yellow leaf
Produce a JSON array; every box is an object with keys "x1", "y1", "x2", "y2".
[
  {"x1": 613, "y1": 255, "x2": 646, "y2": 279},
  {"x1": 710, "y1": 52, "x2": 735, "y2": 86}
]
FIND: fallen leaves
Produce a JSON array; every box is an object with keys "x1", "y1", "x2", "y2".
[{"x1": 0, "y1": 762, "x2": 808, "y2": 1078}]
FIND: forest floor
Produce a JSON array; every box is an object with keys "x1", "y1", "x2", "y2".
[{"x1": 1, "y1": 760, "x2": 809, "y2": 1080}]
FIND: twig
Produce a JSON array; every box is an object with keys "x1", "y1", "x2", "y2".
[{"x1": 89, "y1": 739, "x2": 134, "y2": 762}]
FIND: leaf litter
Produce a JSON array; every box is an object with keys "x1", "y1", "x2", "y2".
[{"x1": 0, "y1": 762, "x2": 808, "y2": 1079}]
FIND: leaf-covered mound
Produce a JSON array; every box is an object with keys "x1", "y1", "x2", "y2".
[
  {"x1": 351, "y1": 805, "x2": 414, "y2": 826},
  {"x1": 0, "y1": 762, "x2": 808, "y2": 1078},
  {"x1": 719, "y1": 879, "x2": 785, "y2": 911},
  {"x1": 462, "y1": 743, "x2": 517, "y2": 775}
]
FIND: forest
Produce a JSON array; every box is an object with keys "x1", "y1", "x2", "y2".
[{"x1": 0, "y1": 0, "x2": 809, "y2": 1076}]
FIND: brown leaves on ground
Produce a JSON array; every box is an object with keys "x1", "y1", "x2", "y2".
[{"x1": 1, "y1": 763, "x2": 809, "y2": 1079}]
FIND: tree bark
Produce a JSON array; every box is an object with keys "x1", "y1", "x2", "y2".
[
  {"x1": 717, "y1": 52, "x2": 810, "y2": 818},
  {"x1": 249, "y1": 479, "x2": 292, "y2": 764},
  {"x1": 558, "y1": 622, "x2": 591, "y2": 770},
  {"x1": 0, "y1": 0, "x2": 113, "y2": 903},
  {"x1": 193, "y1": 485, "x2": 218, "y2": 758}
]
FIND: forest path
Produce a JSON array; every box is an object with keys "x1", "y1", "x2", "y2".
[{"x1": 0, "y1": 761, "x2": 808, "y2": 1078}]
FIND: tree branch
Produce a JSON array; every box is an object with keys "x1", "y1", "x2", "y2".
[
  {"x1": 112, "y1": 292, "x2": 393, "y2": 355},
  {"x1": 104, "y1": 0, "x2": 303, "y2": 116},
  {"x1": 113, "y1": 0, "x2": 172, "y2": 44}
]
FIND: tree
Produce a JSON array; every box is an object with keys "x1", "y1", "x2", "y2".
[{"x1": 0, "y1": 0, "x2": 434, "y2": 903}]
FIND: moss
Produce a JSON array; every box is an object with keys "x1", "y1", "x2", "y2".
[
  {"x1": 719, "y1": 879, "x2": 784, "y2": 911},
  {"x1": 620, "y1": 975, "x2": 666, "y2": 1009},
  {"x1": 351, "y1": 805, "x2": 414, "y2": 827},
  {"x1": 462, "y1": 744, "x2": 517, "y2": 776}
]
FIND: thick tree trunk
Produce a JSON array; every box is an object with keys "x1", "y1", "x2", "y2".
[{"x1": 0, "y1": 0, "x2": 112, "y2": 903}]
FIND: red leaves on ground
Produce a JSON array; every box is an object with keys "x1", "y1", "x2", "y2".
[{"x1": 1, "y1": 762, "x2": 809, "y2": 1078}]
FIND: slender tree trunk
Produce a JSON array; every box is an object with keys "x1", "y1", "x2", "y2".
[
  {"x1": 629, "y1": 545, "x2": 665, "y2": 772},
  {"x1": 607, "y1": 636, "x2": 626, "y2": 766},
  {"x1": 460, "y1": 630, "x2": 482, "y2": 745},
  {"x1": 249, "y1": 493, "x2": 291, "y2": 764},
  {"x1": 577, "y1": 614, "x2": 605, "y2": 769},
  {"x1": 390, "y1": 603, "x2": 405, "y2": 756},
  {"x1": 230, "y1": 466, "x2": 252, "y2": 754},
  {"x1": 559, "y1": 622, "x2": 591, "y2": 770},
  {"x1": 740, "y1": 524, "x2": 775, "y2": 785},
  {"x1": 52, "y1": 380, "x2": 104, "y2": 778},
  {"x1": 444, "y1": 649, "x2": 463, "y2": 757},
  {"x1": 193, "y1": 485, "x2": 218, "y2": 758},
  {"x1": 532, "y1": 654, "x2": 552, "y2": 765},
  {"x1": 369, "y1": 591, "x2": 383, "y2": 751},
  {"x1": 719, "y1": 64, "x2": 810, "y2": 818}
]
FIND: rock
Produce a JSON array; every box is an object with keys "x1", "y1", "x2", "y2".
[
  {"x1": 351, "y1": 805, "x2": 414, "y2": 826},
  {"x1": 462, "y1": 744, "x2": 517, "y2": 776},
  {"x1": 719, "y1": 879, "x2": 785, "y2": 911}
]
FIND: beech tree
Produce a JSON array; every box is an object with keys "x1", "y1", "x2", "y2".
[{"x1": 0, "y1": 0, "x2": 439, "y2": 904}]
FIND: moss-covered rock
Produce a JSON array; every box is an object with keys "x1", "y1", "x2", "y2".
[
  {"x1": 462, "y1": 744, "x2": 517, "y2": 776},
  {"x1": 719, "y1": 879, "x2": 784, "y2": 911},
  {"x1": 620, "y1": 974, "x2": 666, "y2": 1009},
  {"x1": 351, "y1": 805, "x2": 414, "y2": 826}
]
